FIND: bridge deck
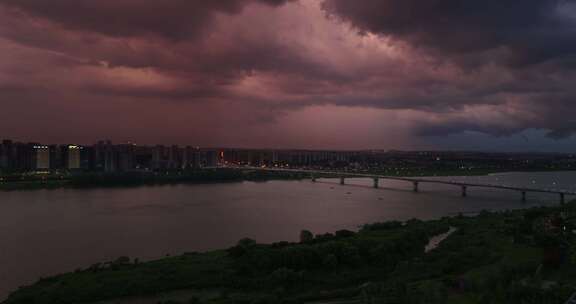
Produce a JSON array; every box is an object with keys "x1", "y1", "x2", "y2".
[{"x1": 231, "y1": 167, "x2": 576, "y2": 196}]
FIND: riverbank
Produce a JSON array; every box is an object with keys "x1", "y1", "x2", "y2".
[
  {"x1": 2, "y1": 168, "x2": 574, "y2": 192},
  {"x1": 0, "y1": 169, "x2": 310, "y2": 191},
  {"x1": 5, "y1": 202, "x2": 576, "y2": 304}
]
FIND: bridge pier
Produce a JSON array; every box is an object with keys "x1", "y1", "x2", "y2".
[{"x1": 239, "y1": 169, "x2": 573, "y2": 204}]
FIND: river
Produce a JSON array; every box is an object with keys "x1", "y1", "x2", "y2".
[{"x1": 0, "y1": 171, "x2": 574, "y2": 300}]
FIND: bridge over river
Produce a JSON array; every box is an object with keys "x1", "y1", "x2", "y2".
[{"x1": 224, "y1": 167, "x2": 576, "y2": 204}]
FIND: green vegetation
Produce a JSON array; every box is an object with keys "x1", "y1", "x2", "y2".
[{"x1": 6, "y1": 202, "x2": 576, "y2": 304}]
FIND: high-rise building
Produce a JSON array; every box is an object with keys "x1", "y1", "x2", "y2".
[
  {"x1": 169, "y1": 145, "x2": 181, "y2": 169},
  {"x1": 152, "y1": 145, "x2": 167, "y2": 170},
  {"x1": 183, "y1": 146, "x2": 201, "y2": 169},
  {"x1": 204, "y1": 150, "x2": 219, "y2": 167},
  {"x1": 49, "y1": 145, "x2": 65, "y2": 170},
  {"x1": 134, "y1": 146, "x2": 153, "y2": 170},
  {"x1": 32, "y1": 145, "x2": 50, "y2": 170},
  {"x1": 9, "y1": 143, "x2": 33, "y2": 171},
  {"x1": 0, "y1": 140, "x2": 14, "y2": 170},
  {"x1": 117, "y1": 143, "x2": 136, "y2": 172},
  {"x1": 66, "y1": 145, "x2": 81, "y2": 169},
  {"x1": 94, "y1": 140, "x2": 117, "y2": 172}
]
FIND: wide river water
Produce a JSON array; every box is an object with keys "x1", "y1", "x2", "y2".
[{"x1": 0, "y1": 171, "x2": 575, "y2": 300}]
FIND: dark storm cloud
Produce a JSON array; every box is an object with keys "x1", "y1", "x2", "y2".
[
  {"x1": 321, "y1": 0, "x2": 576, "y2": 66},
  {"x1": 319, "y1": 0, "x2": 576, "y2": 139},
  {"x1": 414, "y1": 121, "x2": 519, "y2": 137},
  {"x1": 415, "y1": 118, "x2": 576, "y2": 140},
  {"x1": 547, "y1": 127, "x2": 576, "y2": 139},
  {"x1": 0, "y1": 0, "x2": 294, "y2": 40}
]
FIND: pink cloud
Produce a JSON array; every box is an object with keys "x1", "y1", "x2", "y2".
[{"x1": 0, "y1": 0, "x2": 575, "y2": 148}]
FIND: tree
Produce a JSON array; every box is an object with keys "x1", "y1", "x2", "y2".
[
  {"x1": 228, "y1": 238, "x2": 257, "y2": 258},
  {"x1": 322, "y1": 254, "x2": 338, "y2": 270},
  {"x1": 299, "y1": 230, "x2": 314, "y2": 243}
]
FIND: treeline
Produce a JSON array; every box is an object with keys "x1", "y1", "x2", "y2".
[
  {"x1": 226, "y1": 221, "x2": 449, "y2": 287},
  {"x1": 3, "y1": 219, "x2": 450, "y2": 304}
]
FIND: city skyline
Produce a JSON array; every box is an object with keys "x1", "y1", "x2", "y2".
[
  {"x1": 1, "y1": 1, "x2": 576, "y2": 151},
  {"x1": 3, "y1": 137, "x2": 575, "y2": 174}
]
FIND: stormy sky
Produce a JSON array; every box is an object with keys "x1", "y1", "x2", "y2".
[{"x1": 1, "y1": 0, "x2": 575, "y2": 151}]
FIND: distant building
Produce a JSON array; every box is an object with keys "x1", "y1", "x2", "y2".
[
  {"x1": 117, "y1": 144, "x2": 136, "y2": 172},
  {"x1": 0, "y1": 140, "x2": 14, "y2": 170},
  {"x1": 66, "y1": 145, "x2": 81, "y2": 169},
  {"x1": 94, "y1": 140, "x2": 116, "y2": 172},
  {"x1": 49, "y1": 145, "x2": 65, "y2": 170},
  {"x1": 134, "y1": 146, "x2": 153, "y2": 170},
  {"x1": 204, "y1": 150, "x2": 219, "y2": 167},
  {"x1": 152, "y1": 145, "x2": 167, "y2": 170},
  {"x1": 169, "y1": 145, "x2": 181, "y2": 169},
  {"x1": 183, "y1": 146, "x2": 201, "y2": 169},
  {"x1": 32, "y1": 145, "x2": 50, "y2": 170}
]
